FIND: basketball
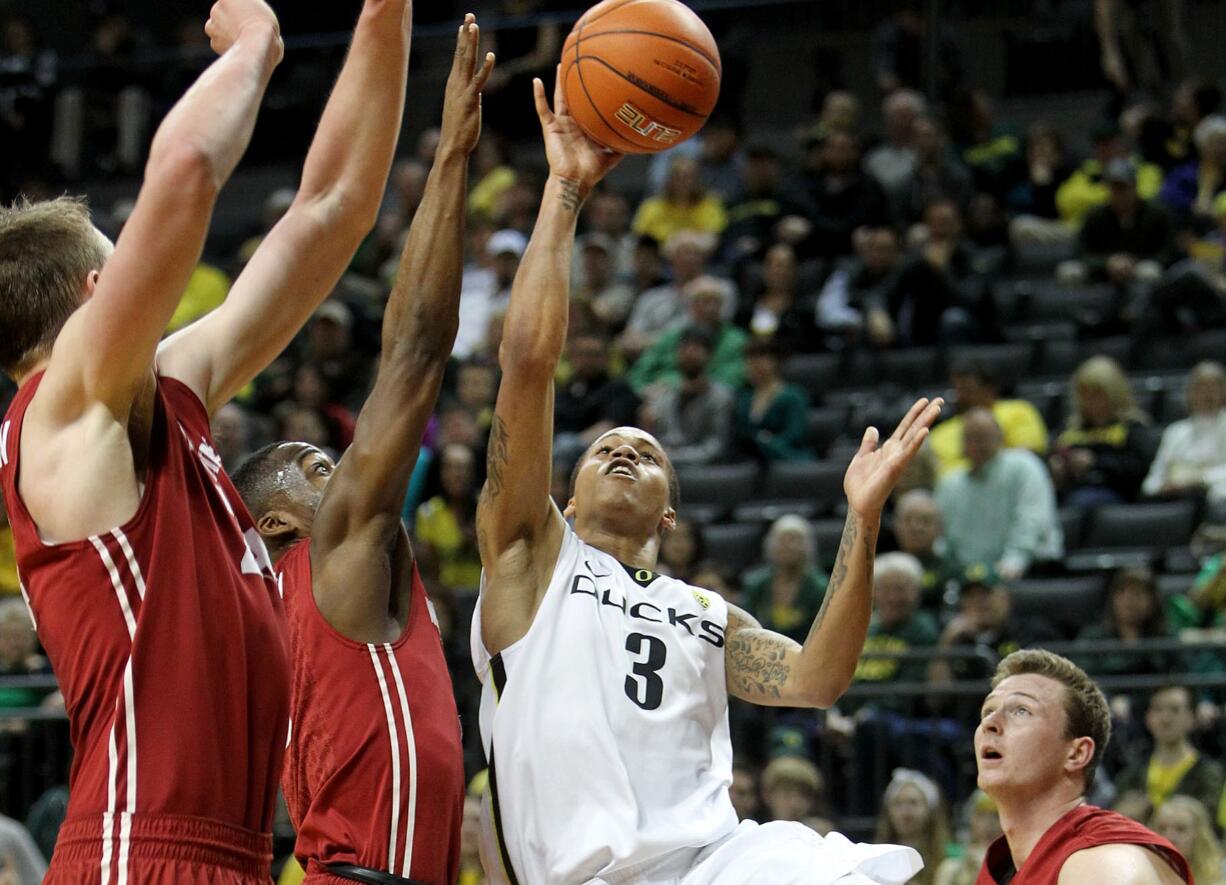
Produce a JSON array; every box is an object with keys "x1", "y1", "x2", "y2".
[{"x1": 560, "y1": 0, "x2": 722, "y2": 154}]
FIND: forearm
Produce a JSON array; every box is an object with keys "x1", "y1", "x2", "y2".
[
  {"x1": 383, "y1": 149, "x2": 468, "y2": 358},
  {"x1": 296, "y1": 0, "x2": 411, "y2": 223},
  {"x1": 501, "y1": 176, "x2": 583, "y2": 371},
  {"x1": 795, "y1": 510, "x2": 880, "y2": 705},
  {"x1": 149, "y1": 24, "x2": 280, "y2": 187}
]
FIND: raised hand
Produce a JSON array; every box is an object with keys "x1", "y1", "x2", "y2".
[
  {"x1": 440, "y1": 14, "x2": 496, "y2": 156},
  {"x1": 533, "y1": 66, "x2": 623, "y2": 201},
  {"x1": 844, "y1": 397, "x2": 943, "y2": 519},
  {"x1": 205, "y1": 0, "x2": 282, "y2": 61}
]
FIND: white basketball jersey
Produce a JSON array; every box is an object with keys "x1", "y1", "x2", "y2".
[{"x1": 471, "y1": 526, "x2": 740, "y2": 884}]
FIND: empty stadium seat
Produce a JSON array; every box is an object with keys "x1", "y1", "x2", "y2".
[
  {"x1": 1010, "y1": 575, "x2": 1106, "y2": 635},
  {"x1": 701, "y1": 523, "x2": 766, "y2": 578},
  {"x1": 1156, "y1": 572, "x2": 1193, "y2": 601},
  {"x1": 676, "y1": 463, "x2": 760, "y2": 523},
  {"x1": 807, "y1": 406, "x2": 850, "y2": 457},
  {"x1": 734, "y1": 460, "x2": 847, "y2": 522},
  {"x1": 1058, "y1": 507, "x2": 1085, "y2": 549},
  {"x1": 1024, "y1": 281, "x2": 1117, "y2": 324},
  {"x1": 783, "y1": 354, "x2": 840, "y2": 402},
  {"x1": 950, "y1": 342, "x2": 1035, "y2": 384},
  {"x1": 810, "y1": 518, "x2": 848, "y2": 567},
  {"x1": 1082, "y1": 500, "x2": 1199, "y2": 551},
  {"x1": 877, "y1": 348, "x2": 943, "y2": 389}
]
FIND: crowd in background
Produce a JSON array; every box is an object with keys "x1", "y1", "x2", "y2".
[{"x1": 4, "y1": 1, "x2": 1226, "y2": 883}]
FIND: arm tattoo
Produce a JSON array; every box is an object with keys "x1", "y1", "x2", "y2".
[
  {"x1": 808, "y1": 514, "x2": 857, "y2": 641},
  {"x1": 484, "y1": 414, "x2": 510, "y2": 501},
  {"x1": 557, "y1": 177, "x2": 583, "y2": 213},
  {"x1": 726, "y1": 630, "x2": 793, "y2": 700}
]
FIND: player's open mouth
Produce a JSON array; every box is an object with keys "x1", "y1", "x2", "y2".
[
  {"x1": 606, "y1": 460, "x2": 637, "y2": 478},
  {"x1": 981, "y1": 748, "x2": 1002, "y2": 761}
]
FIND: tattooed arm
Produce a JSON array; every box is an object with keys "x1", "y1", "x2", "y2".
[
  {"x1": 725, "y1": 398, "x2": 943, "y2": 707},
  {"x1": 476, "y1": 73, "x2": 622, "y2": 654}
]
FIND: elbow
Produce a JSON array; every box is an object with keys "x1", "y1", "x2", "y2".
[
  {"x1": 806, "y1": 683, "x2": 846, "y2": 710},
  {"x1": 148, "y1": 141, "x2": 222, "y2": 203},
  {"x1": 499, "y1": 332, "x2": 561, "y2": 377},
  {"x1": 299, "y1": 187, "x2": 381, "y2": 248}
]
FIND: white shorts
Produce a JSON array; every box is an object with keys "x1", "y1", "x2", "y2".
[{"x1": 588, "y1": 820, "x2": 924, "y2": 885}]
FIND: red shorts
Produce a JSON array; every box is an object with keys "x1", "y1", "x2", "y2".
[{"x1": 46, "y1": 814, "x2": 272, "y2": 884}]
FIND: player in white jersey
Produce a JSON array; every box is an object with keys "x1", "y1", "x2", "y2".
[{"x1": 471, "y1": 73, "x2": 942, "y2": 885}]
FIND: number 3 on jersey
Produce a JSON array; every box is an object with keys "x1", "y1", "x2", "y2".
[{"x1": 624, "y1": 632, "x2": 667, "y2": 710}]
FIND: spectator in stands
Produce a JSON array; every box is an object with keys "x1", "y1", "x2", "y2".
[
  {"x1": 467, "y1": 135, "x2": 516, "y2": 224},
  {"x1": 273, "y1": 405, "x2": 334, "y2": 460},
  {"x1": 573, "y1": 234, "x2": 634, "y2": 333},
  {"x1": 1160, "y1": 115, "x2": 1226, "y2": 230},
  {"x1": 1077, "y1": 567, "x2": 1182, "y2": 722},
  {"x1": 581, "y1": 190, "x2": 635, "y2": 278},
  {"x1": 721, "y1": 145, "x2": 814, "y2": 269},
  {"x1": 892, "y1": 490, "x2": 960, "y2": 613},
  {"x1": 1114, "y1": 685, "x2": 1224, "y2": 822},
  {"x1": 455, "y1": 228, "x2": 524, "y2": 360},
  {"x1": 459, "y1": 793, "x2": 485, "y2": 885},
  {"x1": 900, "y1": 116, "x2": 975, "y2": 228},
  {"x1": 734, "y1": 338, "x2": 812, "y2": 463},
  {"x1": 1055, "y1": 122, "x2": 1164, "y2": 229},
  {"x1": 865, "y1": 90, "x2": 926, "y2": 213},
  {"x1": 761, "y1": 756, "x2": 831, "y2": 832},
  {"x1": 874, "y1": 769, "x2": 952, "y2": 885},
  {"x1": 1007, "y1": 125, "x2": 1078, "y2": 246},
  {"x1": 210, "y1": 402, "x2": 254, "y2": 473},
  {"x1": 0, "y1": 598, "x2": 49, "y2": 708},
  {"x1": 851, "y1": 552, "x2": 940, "y2": 703},
  {"x1": 1150, "y1": 796, "x2": 1225, "y2": 885},
  {"x1": 929, "y1": 359, "x2": 1049, "y2": 478},
  {"x1": 695, "y1": 114, "x2": 748, "y2": 203},
  {"x1": 730, "y1": 764, "x2": 762, "y2": 822},
  {"x1": 935, "y1": 409, "x2": 1063, "y2": 580},
  {"x1": 303, "y1": 299, "x2": 373, "y2": 411},
  {"x1": 741, "y1": 515, "x2": 828, "y2": 645},
  {"x1": 1143, "y1": 361, "x2": 1226, "y2": 504},
  {"x1": 620, "y1": 230, "x2": 717, "y2": 359},
  {"x1": 639, "y1": 327, "x2": 735, "y2": 466},
  {"x1": 455, "y1": 359, "x2": 497, "y2": 433},
  {"x1": 657, "y1": 516, "x2": 704, "y2": 584},
  {"x1": 1094, "y1": 0, "x2": 1188, "y2": 109},
  {"x1": 1167, "y1": 79, "x2": 1225, "y2": 169},
  {"x1": 1061, "y1": 159, "x2": 1177, "y2": 324},
  {"x1": 414, "y1": 442, "x2": 482, "y2": 592},
  {"x1": 1051, "y1": 356, "x2": 1156, "y2": 508},
  {"x1": 738, "y1": 243, "x2": 820, "y2": 355},
  {"x1": 1169, "y1": 550, "x2": 1226, "y2": 631},
  {"x1": 0, "y1": 813, "x2": 46, "y2": 884},
  {"x1": 815, "y1": 226, "x2": 902, "y2": 348},
  {"x1": 889, "y1": 199, "x2": 991, "y2": 347},
  {"x1": 945, "y1": 89, "x2": 1023, "y2": 200},
  {"x1": 630, "y1": 275, "x2": 746, "y2": 393},
  {"x1": 554, "y1": 331, "x2": 641, "y2": 463},
  {"x1": 794, "y1": 129, "x2": 889, "y2": 259},
  {"x1": 933, "y1": 790, "x2": 1001, "y2": 885},
  {"x1": 691, "y1": 561, "x2": 736, "y2": 605},
  {"x1": 0, "y1": 506, "x2": 16, "y2": 596},
  {"x1": 929, "y1": 565, "x2": 1061, "y2": 687},
  {"x1": 632, "y1": 155, "x2": 727, "y2": 244},
  {"x1": 291, "y1": 362, "x2": 356, "y2": 452}
]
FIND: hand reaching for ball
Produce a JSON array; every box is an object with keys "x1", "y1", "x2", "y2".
[
  {"x1": 205, "y1": 0, "x2": 282, "y2": 62},
  {"x1": 534, "y1": 67, "x2": 623, "y2": 201}
]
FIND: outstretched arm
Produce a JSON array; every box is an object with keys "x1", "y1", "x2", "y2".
[
  {"x1": 40, "y1": 0, "x2": 282, "y2": 419},
  {"x1": 476, "y1": 73, "x2": 621, "y2": 654},
  {"x1": 308, "y1": 18, "x2": 493, "y2": 637},
  {"x1": 724, "y1": 398, "x2": 943, "y2": 707},
  {"x1": 160, "y1": 0, "x2": 413, "y2": 414}
]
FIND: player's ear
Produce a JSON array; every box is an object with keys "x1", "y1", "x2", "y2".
[
  {"x1": 83, "y1": 269, "x2": 102, "y2": 299},
  {"x1": 257, "y1": 509, "x2": 298, "y2": 542},
  {"x1": 658, "y1": 506, "x2": 677, "y2": 535},
  {"x1": 563, "y1": 497, "x2": 577, "y2": 519},
  {"x1": 1065, "y1": 736, "x2": 1095, "y2": 776}
]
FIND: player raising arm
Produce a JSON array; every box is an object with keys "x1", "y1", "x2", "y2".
[
  {"x1": 470, "y1": 73, "x2": 936, "y2": 885},
  {"x1": 0, "y1": 0, "x2": 412, "y2": 881},
  {"x1": 233, "y1": 18, "x2": 492, "y2": 885}
]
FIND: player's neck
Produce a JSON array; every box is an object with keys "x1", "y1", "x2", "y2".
[
  {"x1": 997, "y1": 791, "x2": 1085, "y2": 870},
  {"x1": 12, "y1": 357, "x2": 50, "y2": 387},
  {"x1": 577, "y1": 523, "x2": 660, "y2": 572}
]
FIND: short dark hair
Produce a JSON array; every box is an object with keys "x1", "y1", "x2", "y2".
[
  {"x1": 949, "y1": 358, "x2": 999, "y2": 390},
  {"x1": 569, "y1": 437, "x2": 681, "y2": 513},
  {"x1": 744, "y1": 338, "x2": 784, "y2": 362},
  {"x1": 0, "y1": 196, "x2": 110, "y2": 376},
  {"x1": 232, "y1": 442, "x2": 293, "y2": 522},
  {"x1": 992, "y1": 650, "x2": 1111, "y2": 794}
]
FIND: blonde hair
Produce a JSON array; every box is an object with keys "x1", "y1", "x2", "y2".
[
  {"x1": 875, "y1": 769, "x2": 951, "y2": 885},
  {"x1": 0, "y1": 196, "x2": 110, "y2": 376},
  {"x1": 1067, "y1": 356, "x2": 1146, "y2": 429},
  {"x1": 761, "y1": 755, "x2": 823, "y2": 798},
  {"x1": 1186, "y1": 361, "x2": 1226, "y2": 412},
  {"x1": 1152, "y1": 796, "x2": 1224, "y2": 885},
  {"x1": 764, "y1": 515, "x2": 816, "y2": 567}
]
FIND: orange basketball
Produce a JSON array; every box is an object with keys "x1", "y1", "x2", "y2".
[{"x1": 560, "y1": 0, "x2": 722, "y2": 154}]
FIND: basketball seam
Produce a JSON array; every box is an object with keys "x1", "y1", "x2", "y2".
[
  {"x1": 572, "y1": 27, "x2": 721, "y2": 75},
  {"x1": 578, "y1": 0, "x2": 641, "y2": 29},
  {"x1": 573, "y1": 54, "x2": 709, "y2": 119},
  {"x1": 571, "y1": 51, "x2": 643, "y2": 151}
]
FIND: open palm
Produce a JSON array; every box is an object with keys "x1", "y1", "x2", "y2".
[
  {"x1": 844, "y1": 397, "x2": 944, "y2": 518},
  {"x1": 533, "y1": 68, "x2": 622, "y2": 194}
]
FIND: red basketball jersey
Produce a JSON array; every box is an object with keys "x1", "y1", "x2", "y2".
[
  {"x1": 277, "y1": 539, "x2": 463, "y2": 884},
  {"x1": 0, "y1": 374, "x2": 290, "y2": 880},
  {"x1": 977, "y1": 804, "x2": 1192, "y2": 883}
]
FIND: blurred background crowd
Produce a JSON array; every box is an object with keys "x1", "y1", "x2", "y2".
[{"x1": 5, "y1": 0, "x2": 1226, "y2": 882}]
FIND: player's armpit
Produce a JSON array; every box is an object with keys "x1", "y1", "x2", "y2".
[
  {"x1": 723, "y1": 605, "x2": 820, "y2": 708},
  {"x1": 1058, "y1": 844, "x2": 1187, "y2": 885}
]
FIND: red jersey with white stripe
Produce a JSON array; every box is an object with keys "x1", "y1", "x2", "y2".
[
  {"x1": 977, "y1": 805, "x2": 1191, "y2": 883},
  {"x1": 278, "y1": 539, "x2": 463, "y2": 884},
  {"x1": 0, "y1": 373, "x2": 290, "y2": 881}
]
